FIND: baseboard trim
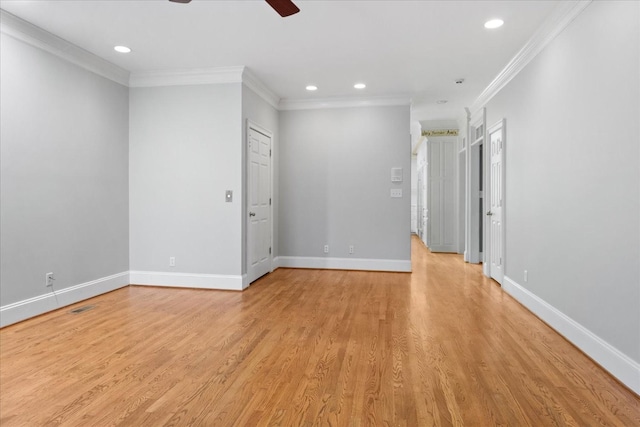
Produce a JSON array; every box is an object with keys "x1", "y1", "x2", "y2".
[
  {"x1": 0, "y1": 271, "x2": 129, "y2": 328},
  {"x1": 503, "y1": 276, "x2": 640, "y2": 395},
  {"x1": 278, "y1": 256, "x2": 411, "y2": 272},
  {"x1": 130, "y1": 271, "x2": 245, "y2": 291},
  {"x1": 428, "y1": 245, "x2": 459, "y2": 254}
]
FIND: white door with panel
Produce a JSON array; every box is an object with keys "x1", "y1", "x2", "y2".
[
  {"x1": 427, "y1": 138, "x2": 457, "y2": 252},
  {"x1": 248, "y1": 126, "x2": 272, "y2": 283},
  {"x1": 487, "y1": 120, "x2": 505, "y2": 284}
]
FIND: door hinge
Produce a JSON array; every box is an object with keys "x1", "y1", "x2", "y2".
[
  {"x1": 269, "y1": 247, "x2": 272, "y2": 254},
  {"x1": 269, "y1": 198, "x2": 271, "y2": 206},
  {"x1": 270, "y1": 149, "x2": 272, "y2": 157}
]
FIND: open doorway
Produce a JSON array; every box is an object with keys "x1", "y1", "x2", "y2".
[{"x1": 468, "y1": 118, "x2": 484, "y2": 264}]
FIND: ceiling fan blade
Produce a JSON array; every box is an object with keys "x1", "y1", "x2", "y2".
[
  {"x1": 168, "y1": 0, "x2": 192, "y2": 3},
  {"x1": 265, "y1": 0, "x2": 300, "y2": 17}
]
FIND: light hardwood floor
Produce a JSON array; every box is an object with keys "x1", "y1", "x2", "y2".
[{"x1": 1, "y1": 236, "x2": 638, "y2": 426}]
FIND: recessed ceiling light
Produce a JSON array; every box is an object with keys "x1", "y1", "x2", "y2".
[
  {"x1": 114, "y1": 45, "x2": 131, "y2": 53},
  {"x1": 436, "y1": 100, "x2": 448, "y2": 104},
  {"x1": 354, "y1": 83, "x2": 366, "y2": 89},
  {"x1": 484, "y1": 19, "x2": 504, "y2": 29},
  {"x1": 306, "y1": 85, "x2": 318, "y2": 91}
]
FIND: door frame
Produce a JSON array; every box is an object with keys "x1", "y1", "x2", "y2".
[
  {"x1": 458, "y1": 139, "x2": 466, "y2": 254},
  {"x1": 466, "y1": 108, "x2": 486, "y2": 264},
  {"x1": 485, "y1": 118, "x2": 506, "y2": 282},
  {"x1": 246, "y1": 119, "x2": 274, "y2": 285}
]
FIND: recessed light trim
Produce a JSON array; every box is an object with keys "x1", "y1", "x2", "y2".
[
  {"x1": 306, "y1": 85, "x2": 318, "y2": 91},
  {"x1": 354, "y1": 83, "x2": 366, "y2": 89},
  {"x1": 114, "y1": 45, "x2": 131, "y2": 53},
  {"x1": 436, "y1": 100, "x2": 448, "y2": 104},
  {"x1": 484, "y1": 19, "x2": 504, "y2": 29}
]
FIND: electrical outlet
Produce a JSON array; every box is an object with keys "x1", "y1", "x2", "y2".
[
  {"x1": 349, "y1": 245, "x2": 354, "y2": 254},
  {"x1": 524, "y1": 270, "x2": 528, "y2": 282},
  {"x1": 324, "y1": 245, "x2": 329, "y2": 254},
  {"x1": 169, "y1": 257, "x2": 176, "y2": 267},
  {"x1": 46, "y1": 272, "x2": 54, "y2": 288}
]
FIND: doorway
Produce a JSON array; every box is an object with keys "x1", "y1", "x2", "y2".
[
  {"x1": 458, "y1": 143, "x2": 466, "y2": 254},
  {"x1": 468, "y1": 120, "x2": 484, "y2": 264},
  {"x1": 417, "y1": 165, "x2": 425, "y2": 242}
]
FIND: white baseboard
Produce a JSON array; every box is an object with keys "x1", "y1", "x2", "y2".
[
  {"x1": 272, "y1": 256, "x2": 281, "y2": 270},
  {"x1": 0, "y1": 271, "x2": 129, "y2": 328},
  {"x1": 130, "y1": 271, "x2": 245, "y2": 291},
  {"x1": 278, "y1": 256, "x2": 411, "y2": 272},
  {"x1": 503, "y1": 276, "x2": 640, "y2": 395}
]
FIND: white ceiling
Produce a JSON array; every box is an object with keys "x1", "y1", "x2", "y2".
[{"x1": 0, "y1": 0, "x2": 560, "y2": 121}]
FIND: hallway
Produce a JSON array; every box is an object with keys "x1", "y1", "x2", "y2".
[{"x1": 0, "y1": 236, "x2": 638, "y2": 425}]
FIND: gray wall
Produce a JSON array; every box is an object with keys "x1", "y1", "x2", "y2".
[
  {"x1": 0, "y1": 34, "x2": 129, "y2": 304},
  {"x1": 241, "y1": 86, "x2": 279, "y2": 271},
  {"x1": 279, "y1": 105, "x2": 411, "y2": 261},
  {"x1": 486, "y1": 0, "x2": 639, "y2": 362},
  {"x1": 129, "y1": 83, "x2": 243, "y2": 276}
]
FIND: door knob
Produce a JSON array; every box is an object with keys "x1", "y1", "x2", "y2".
[
  {"x1": 249, "y1": 212, "x2": 256, "y2": 217},
  {"x1": 486, "y1": 211, "x2": 493, "y2": 216}
]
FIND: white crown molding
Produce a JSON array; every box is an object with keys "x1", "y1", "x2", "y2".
[
  {"x1": 279, "y1": 94, "x2": 411, "y2": 111},
  {"x1": 129, "y1": 66, "x2": 245, "y2": 87},
  {"x1": 242, "y1": 67, "x2": 280, "y2": 109},
  {"x1": 0, "y1": 9, "x2": 129, "y2": 86},
  {"x1": 470, "y1": 0, "x2": 592, "y2": 115}
]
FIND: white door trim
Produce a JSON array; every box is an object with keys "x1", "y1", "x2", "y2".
[
  {"x1": 467, "y1": 107, "x2": 486, "y2": 264},
  {"x1": 246, "y1": 120, "x2": 274, "y2": 285},
  {"x1": 458, "y1": 145, "x2": 466, "y2": 255}
]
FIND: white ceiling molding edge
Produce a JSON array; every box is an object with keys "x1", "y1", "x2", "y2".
[
  {"x1": 129, "y1": 66, "x2": 245, "y2": 88},
  {"x1": 241, "y1": 68, "x2": 280, "y2": 109},
  {"x1": 0, "y1": 9, "x2": 130, "y2": 87},
  {"x1": 469, "y1": 0, "x2": 592, "y2": 115},
  {"x1": 279, "y1": 95, "x2": 411, "y2": 111}
]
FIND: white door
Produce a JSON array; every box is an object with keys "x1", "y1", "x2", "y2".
[
  {"x1": 427, "y1": 139, "x2": 457, "y2": 252},
  {"x1": 248, "y1": 126, "x2": 272, "y2": 283},
  {"x1": 487, "y1": 120, "x2": 505, "y2": 284}
]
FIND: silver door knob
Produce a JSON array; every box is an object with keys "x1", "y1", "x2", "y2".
[
  {"x1": 249, "y1": 212, "x2": 256, "y2": 217},
  {"x1": 486, "y1": 211, "x2": 493, "y2": 216}
]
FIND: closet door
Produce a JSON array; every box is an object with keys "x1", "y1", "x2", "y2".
[{"x1": 428, "y1": 139, "x2": 456, "y2": 252}]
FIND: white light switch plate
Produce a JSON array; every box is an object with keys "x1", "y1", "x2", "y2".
[{"x1": 390, "y1": 189, "x2": 402, "y2": 198}]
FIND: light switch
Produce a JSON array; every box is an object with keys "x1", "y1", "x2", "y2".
[
  {"x1": 391, "y1": 167, "x2": 403, "y2": 182},
  {"x1": 225, "y1": 190, "x2": 233, "y2": 202},
  {"x1": 390, "y1": 189, "x2": 402, "y2": 198}
]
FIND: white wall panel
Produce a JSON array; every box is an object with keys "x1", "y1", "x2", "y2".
[
  {"x1": 0, "y1": 34, "x2": 129, "y2": 307},
  {"x1": 486, "y1": 0, "x2": 639, "y2": 374},
  {"x1": 129, "y1": 83, "x2": 243, "y2": 276},
  {"x1": 279, "y1": 106, "x2": 410, "y2": 265}
]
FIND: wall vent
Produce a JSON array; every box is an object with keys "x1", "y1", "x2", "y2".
[{"x1": 69, "y1": 305, "x2": 95, "y2": 314}]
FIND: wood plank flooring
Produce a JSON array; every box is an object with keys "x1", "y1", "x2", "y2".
[{"x1": 1, "y1": 236, "x2": 638, "y2": 426}]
